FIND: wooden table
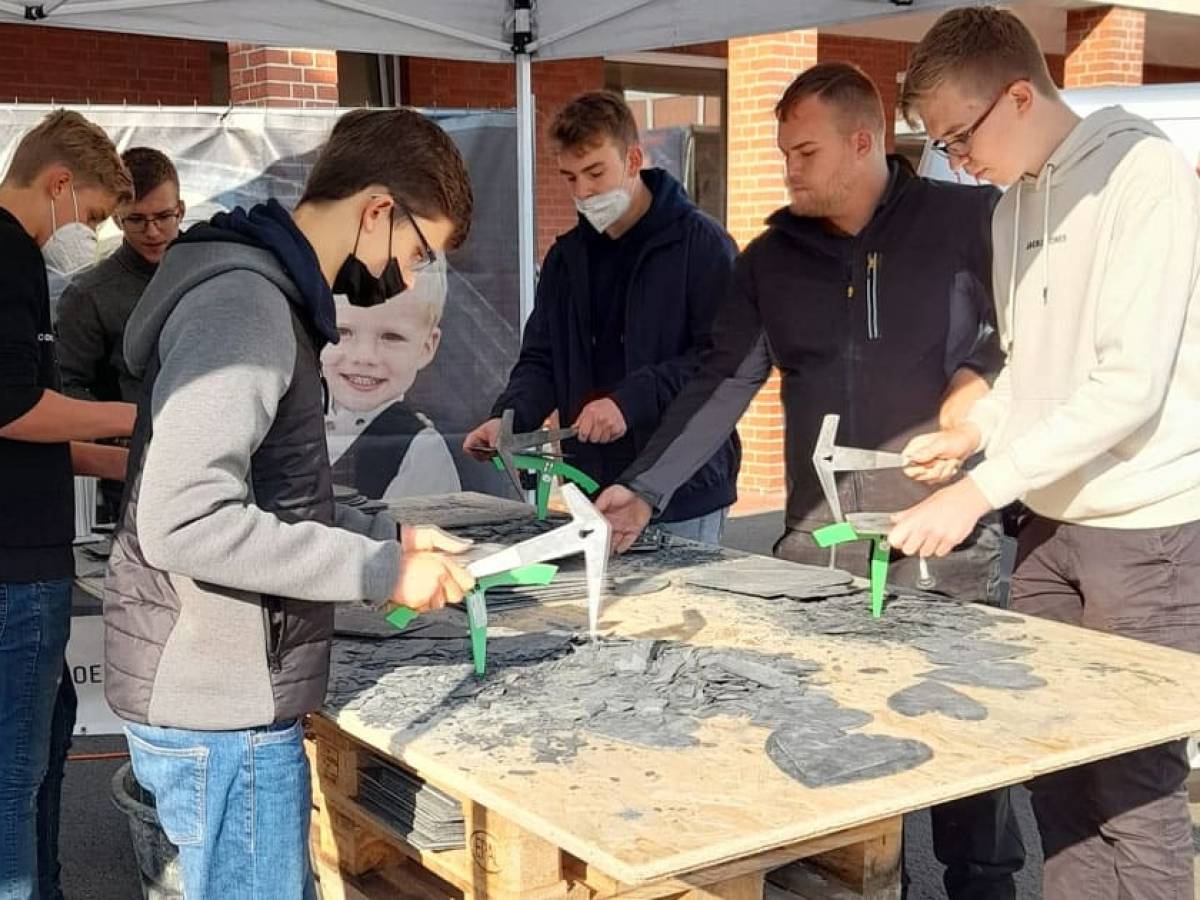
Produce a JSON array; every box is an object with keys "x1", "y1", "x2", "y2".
[{"x1": 310, "y1": 511, "x2": 1200, "y2": 900}]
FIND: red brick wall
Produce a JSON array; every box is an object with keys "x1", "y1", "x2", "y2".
[
  {"x1": 0, "y1": 24, "x2": 214, "y2": 104},
  {"x1": 404, "y1": 56, "x2": 604, "y2": 260},
  {"x1": 672, "y1": 41, "x2": 729, "y2": 58},
  {"x1": 228, "y1": 45, "x2": 338, "y2": 108},
  {"x1": 1065, "y1": 6, "x2": 1145, "y2": 87},
  {"x1": 1142, "y1": 63, "x2": 1200, "y2": 84}
]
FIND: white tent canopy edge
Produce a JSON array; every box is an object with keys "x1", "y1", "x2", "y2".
[{"x1": 0, "y1": 0, "x2": 968, "y2": 319}]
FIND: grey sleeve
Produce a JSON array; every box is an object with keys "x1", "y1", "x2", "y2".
[
  {"x1": 136, "y1": 275, "x2": 400, "y2": 604},
  {"x1": 334, "y1": 503, "x2": 399, "y2": 541},
  {"x1": 55, "y1": 282, "x2": 105, "y2": 401}
]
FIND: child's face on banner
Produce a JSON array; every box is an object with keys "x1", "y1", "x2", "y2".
[{"x1": 323, "y1": 295, "x2": 442, "y2": 413}]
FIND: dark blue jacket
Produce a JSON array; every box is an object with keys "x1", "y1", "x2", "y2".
[{"x1": 492, "y1": 169, "x2": 739, "y2": 522}]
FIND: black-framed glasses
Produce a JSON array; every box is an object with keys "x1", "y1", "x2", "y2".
[
  {"x1": 931, "y1": 83, "x2": 1015, "y2": 159},
  {"x1": 120, "y1": 209, "x2": 182, "y2": 233},
  {"x1": 400, "y1": 206, "x2": 438, "y2": 272}
]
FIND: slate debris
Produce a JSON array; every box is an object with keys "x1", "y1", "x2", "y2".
[
  {"x1": 682, "y1": 556, "x2": 857, "y2": 600},
  {"x1": 323, "y1": 533, "x2": 1042, "y2": 795},
  {"x1": 887, "y1": 681, "x2": 988, "y2": 722},
  {"x1": 767, "y1": 728, "x2": 934, "y2": 788},
  {"x1": 326, "y1": 632, "x2": 931, "y2": 788}
]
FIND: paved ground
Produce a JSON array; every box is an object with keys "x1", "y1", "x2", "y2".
[{"x1": 55, "y1": 507, "x2": 1186, "y2": 899}]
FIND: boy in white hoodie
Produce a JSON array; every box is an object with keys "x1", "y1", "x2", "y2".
[{"x1": 893, "y1": 7, "x2": 1200, "y2": 898}]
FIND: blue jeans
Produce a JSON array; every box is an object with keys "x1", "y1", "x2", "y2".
[
  {"x1": 36, "y1": 668, "x2": 76, "y2": 900},
  {"x1": 658, "y1": 507, "x2": 729, "y2": 545},
  {"x1": 125, "y1": 719, "x2": 316, "y2": 900},
  {"x1": 0, "y1": 580, "x2": 72, "y2": 900}
]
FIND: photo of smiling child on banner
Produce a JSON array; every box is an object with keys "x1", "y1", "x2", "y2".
[{"x1": 322, "y1": 255, "x2": 461, "y2": 500}]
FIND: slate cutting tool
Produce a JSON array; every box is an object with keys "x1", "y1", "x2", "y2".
[
  {"x1": 476, "y1": 409, "x2": 599, "y2": 519},
  {"x1": 386, "y1": 484, "x2": 611, "y2": 670},
  {"x1": 387, "y1": 565, "x2": 556, "y2": 676},
  {"x1": 810, "y1": 413, "x2": 913, "y2": 617},
  {"x1": 464, "y1": 484, "x2": 610, "y2": 637}
]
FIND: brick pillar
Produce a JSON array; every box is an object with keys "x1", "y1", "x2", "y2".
[
  {"x1": 1064, "y1": 6, "x2": 1145, "y2": 87},
  {"x1": 726, "y1": 30, "x2": 817, "y2": 498},
  {"x1": 228, "y1": 44, "x2": 339, "y2": 107}
]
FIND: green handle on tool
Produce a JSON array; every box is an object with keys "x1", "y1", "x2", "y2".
[
  {"x1": 812, "y1": 522, "x2": 891, "y2": 618},
  {"x1": 386, "y1": 563, "x2": 559, "y2": 676},
  {"x1": 490, "y1": 453, "x2": 599, "y2": 519}
]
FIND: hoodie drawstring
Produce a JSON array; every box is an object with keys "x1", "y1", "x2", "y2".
[
  {"x1": 1042, "y1": 164, "x2": 1055, "y2": 305},
  {"x1": 1007, "y1": 182, "x2": 1022, "y2": 351}
]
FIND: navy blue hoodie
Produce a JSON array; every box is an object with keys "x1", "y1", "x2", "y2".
[
  {"x1": 177, "y1": 198, "x2": 339, "y2": 348},
  {"x1": 492, "y1": 169, "x2": 740, "y2": 523}
]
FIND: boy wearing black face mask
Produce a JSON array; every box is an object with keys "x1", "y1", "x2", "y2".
[{"x1": 103, "y1": 108, "x2": 476, "y2": 899}]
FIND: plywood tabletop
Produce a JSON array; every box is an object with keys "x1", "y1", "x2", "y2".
[{"x1": 322, "y1": 546, "x2": 1200, "y2": 886}]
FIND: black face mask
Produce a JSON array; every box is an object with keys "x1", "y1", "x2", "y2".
[{"x1": 332, "y1": 207, "x2": 406, "y2": 307}]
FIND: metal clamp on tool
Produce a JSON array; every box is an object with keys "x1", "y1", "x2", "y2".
[
  {"x1": 387, "y1": 484, "x2": 611, "y2": 672},
  {"x1": 478, "y1": 410, "x2": 600, "y2": 519}
]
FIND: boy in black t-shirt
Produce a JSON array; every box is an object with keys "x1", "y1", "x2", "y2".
[{"x1": 0, "y1": 110, "x2": 134, "y2": 900}]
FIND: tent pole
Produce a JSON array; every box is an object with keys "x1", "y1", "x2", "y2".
[{"x1": 514, "y1": 9, "x2": 536, "y2": 327}]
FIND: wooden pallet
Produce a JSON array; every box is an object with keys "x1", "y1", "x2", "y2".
[{"x1": 307, "y1": 715, "x2": 901, "y2": 900}]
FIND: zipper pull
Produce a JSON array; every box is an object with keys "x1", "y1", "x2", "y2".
[{"x1": 847, "y1": 284, "x2": 855, "y2": 299}]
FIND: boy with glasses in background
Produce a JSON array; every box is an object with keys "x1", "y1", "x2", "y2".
[{"x1": 57, "y1": 146, "x2": 184, "y2": 406}]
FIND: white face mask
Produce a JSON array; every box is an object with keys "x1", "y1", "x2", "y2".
[
  {"x1": 43, "y1": 186, "x2": 98, "y2": 276},
  {"x1": 575, "y1": 186, "x2": 632, "y2": 234}
]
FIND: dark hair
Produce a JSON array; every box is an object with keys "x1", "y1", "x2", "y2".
[
  {"x1": 775, "y1": 61, "x2": 885, "y2": 136},
  {"x1": 121, "y1": 147, "x2": 179, "y2": 201},
  {"x1": 901, "y1": 6, "x2": 1058, "y2": 127},
  {"x1": 2, "y1": 109, "x2": 132, "y2": 203},
  {"x1": 299, "y1": 108, "x2": 473, "y2": 249},
  {"x1": 550, "y1": 90, "x2": 639, "y2": 153}
]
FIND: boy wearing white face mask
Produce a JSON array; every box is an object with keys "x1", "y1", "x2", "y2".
[
  {"x1": 0, "y1": 109, "x2": 134, "y2": 900},
  {"x1": 464, "y1": 91, "x2": 739, "y2": 541},
  {"x1": 43, "y1": 181, "x2": 101, "y2": 320}
]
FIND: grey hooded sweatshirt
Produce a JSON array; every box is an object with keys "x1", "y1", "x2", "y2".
[{"x1": 104, "y1": 206, "x2": 401, "y2": 730}]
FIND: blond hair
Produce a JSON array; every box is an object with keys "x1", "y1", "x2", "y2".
[
  {"x1": 900, "y1": 6, "x2": 1058, "y2": 127},
  {"x1": 2, "y1": 110, "x2": 132, "y2": 204},
  {"x1": 410, "y1": 263, "x2": 448, "y2": 328}
]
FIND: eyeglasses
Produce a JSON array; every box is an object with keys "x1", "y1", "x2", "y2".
[
  {"x1": 120, "y1": 209, "x2": 182, "y2": 234},
  {"x1": 930, "y1": 82, "x2": 1016, "y2": 159},
  {"x1": 401, "y1": 206, "x2": 438, "y2": 272}
]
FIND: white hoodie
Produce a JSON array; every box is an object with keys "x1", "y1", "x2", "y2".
[{"x1": 967, "y1": 107, "x2": 1200, "y2": 529}]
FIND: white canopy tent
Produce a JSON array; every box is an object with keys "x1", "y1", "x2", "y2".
[{"x1": 0, "y1": 0, "x2": 969, "y2": 316}]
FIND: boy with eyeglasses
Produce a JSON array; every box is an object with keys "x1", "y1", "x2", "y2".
[
  {"x1": 57, "y1": 147, "x2": 185, "y2": 405},
  {"x1": 103, "y1": 108, "x2": 478, "y2": 899},
  {"x1": 893, "y1": 8, "x2": 1200, "y2": 897}
]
